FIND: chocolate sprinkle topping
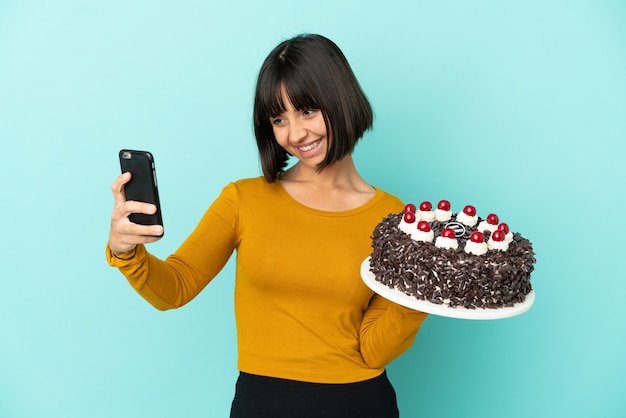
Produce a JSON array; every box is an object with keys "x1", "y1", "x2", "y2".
[{"x1": 369, "y1": 212, "x2": 536, "y2": 309}]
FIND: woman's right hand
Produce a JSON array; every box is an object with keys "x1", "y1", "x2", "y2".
[{"x1": 108, "y1": 172, "x2": 164, "y2": 255}]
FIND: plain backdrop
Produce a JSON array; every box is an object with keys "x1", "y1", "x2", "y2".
[{"x1": 1, "y1": 1, "x2": 625, "y2": 417}]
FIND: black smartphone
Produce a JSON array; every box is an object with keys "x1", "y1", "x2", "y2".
[{"x1": 119, "y1": 149, "x2": 163, "y2": 234}]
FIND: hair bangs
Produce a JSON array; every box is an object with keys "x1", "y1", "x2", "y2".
[
  {"x1": 280, "y1": 70, "x2": 320, "y2": 114},
  {"x1": 260, "y1": 66, "x2": 320, "y2": 120}
]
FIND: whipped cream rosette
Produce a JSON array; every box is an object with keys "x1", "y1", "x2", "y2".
[
  {"x1": 417, "y1": 201, "x2": 435, "y2": 222},
  {"x1": 478, "y1": 213, "x2": 500, "y2": 233},
  {"x1": 456, "y1": 205, "x2": 478, "y2": 227},
  {"x1": 497, "y1": 222, "x2": 514, "y2": 244},
  {"x1": 464, "y1": 231, "x2": 488, "y2": 255},
  {"x1": 487, "y1": 229, "x2": 510, "y2": 251},
  {"x1": 434, "y1": 227, "x2": 459, "y2": 250},
  {"x1": 434, "y1": 199, "x2": 452, "y2": 222}
]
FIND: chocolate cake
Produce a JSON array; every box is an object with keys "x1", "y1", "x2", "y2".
[{"x1": 368, "y1": 201, "x2": 535, "y2": 310}]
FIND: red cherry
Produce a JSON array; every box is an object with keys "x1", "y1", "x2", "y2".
[
  {"x1": 403, "y1": 211, "x2": 416, "y2": 223},
  {"x1": 497, "y1": 222, "x2": 510, "y2": 234},
  {"x1": 470, "y1": 231, "x2": 484, "y2": 243},
  {"x1": 404, "y1": 203, "x2": 416, "y2": 214},
  {"x1": 419, "y1": 201, "x2": 432, "y2": 211},
  {"x1": 437, "y1": 200, "x2": 451, "y2": 211},
  {"x1": 486, "y1": 213, "x2": 499, "y2": 225},
  {"x1": 463, "y1": 205, "x2": 477, "y2": 217},
  {"x1": 491, "y1": 230, "x2": 506, "y2": 242},
  {"x1": 417, "y1": 221, "x2": 431, "y2": 232},
  {"x1": 441, "y1": 228, "x2": 456, "y2": 239}
]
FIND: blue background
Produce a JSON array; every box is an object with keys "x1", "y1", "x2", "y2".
[{"x1": 1, "y1": 1, "x2": 625, "y2": 417}]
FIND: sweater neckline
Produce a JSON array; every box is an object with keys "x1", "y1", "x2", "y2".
[{"x1": 272, "y1": 179, "x2": 384, "y2": 217}]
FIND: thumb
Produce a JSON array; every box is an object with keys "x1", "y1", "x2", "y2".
[{"x1": 112, "y1": 172, "x2": 131, "y2": 206}]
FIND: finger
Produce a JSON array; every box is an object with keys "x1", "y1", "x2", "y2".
[
  {"x1": 118, "y1": 222, "x2": 164, "y2": 240},
  {"x1": 120, "y1": 200, "x2": 157, "y2": 217},
  {"x1": 109, "y1": 221, "x2": 163, "y2": 253},
  {"x1": 111, "y1": 172, "x2": 132, "y2": 206},
  {"x1": 111, "y1": 201, "x2": 156, "y2": 226}
]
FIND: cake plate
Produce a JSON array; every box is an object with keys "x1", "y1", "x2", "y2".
[{"x1": 360, "y1": 257, "x2": 534, "y2": 320}]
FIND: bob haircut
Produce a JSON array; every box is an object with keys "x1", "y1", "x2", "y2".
[{"x1": 253, "y1": 34, "x2": 373, "y2": 182}]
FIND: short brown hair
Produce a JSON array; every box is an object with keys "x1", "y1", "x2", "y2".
[{"x1": 253, "y1": 34, "x2": 373, "y2": 182}]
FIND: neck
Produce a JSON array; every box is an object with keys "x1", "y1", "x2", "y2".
[
  {"x1": 284, "y1": 155, "x2": 359, "y2": 185},
  {"x1": 278, "y1": 155, "x2": 376, "y2": 211}
]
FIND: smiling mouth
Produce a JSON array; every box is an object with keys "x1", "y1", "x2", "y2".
[{"x1": 298, "y1": 139, "x2": 322, "y2": 152}]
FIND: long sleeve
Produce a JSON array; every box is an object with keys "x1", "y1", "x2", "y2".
[
  {"x1": 106, "y1": 183, "x2": 239, "y2": 310},
  {"x1": 359, "y1": 295, "x2": 428, "y2": 368}
]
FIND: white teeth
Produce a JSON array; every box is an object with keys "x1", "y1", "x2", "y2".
[{"x1": 299, "y1": 140, "x2": 320, "y2": 152}]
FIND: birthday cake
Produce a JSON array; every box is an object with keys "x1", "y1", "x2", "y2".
[{"x1": 368, "y1": 201, "x2": 535, "y2": 310}]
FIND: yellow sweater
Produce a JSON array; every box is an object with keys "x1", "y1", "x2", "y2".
[{"x1": 107, "y1": 177, "x2": 427, "y2": 383}]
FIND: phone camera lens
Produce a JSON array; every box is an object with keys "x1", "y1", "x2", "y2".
[{"x1": 122, "y1": 151, "x2": 132, "y2": 159}]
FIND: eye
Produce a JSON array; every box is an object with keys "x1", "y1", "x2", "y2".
[
  {"x1": 302, "y1": 109, "x2": 318, "y2": 117},
  {"x1": 270, "y1": 117, "x2": 285, "y2": 126}
]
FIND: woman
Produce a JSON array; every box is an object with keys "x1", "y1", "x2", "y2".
[{"x1": 107, "y1": 34, "x2": 428, "y2": 418}]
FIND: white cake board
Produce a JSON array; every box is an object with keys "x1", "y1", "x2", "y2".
[{"x1": 360, "y1": 257, "x2": 534, "y2": 320}]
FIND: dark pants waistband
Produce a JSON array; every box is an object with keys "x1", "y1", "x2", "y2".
[{"x1": 230, "y1": 370, "x2": 399, "y2": 418}]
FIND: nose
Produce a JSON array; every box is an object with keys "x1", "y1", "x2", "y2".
[{"x1": 288, "y1": 119, "x2": 307, "y2": 144}]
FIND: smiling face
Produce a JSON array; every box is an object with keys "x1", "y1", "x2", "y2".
[
  {"x1": 270, "y1": 88, "x2": 329, "y2": 169},
  {"x1": 253, "y1": 34, "x2": 373, "y2": 182}
]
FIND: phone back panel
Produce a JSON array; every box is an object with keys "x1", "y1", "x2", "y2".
[{"x1": 119, "y1": 150, "x2": 163, "y2": 228}]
